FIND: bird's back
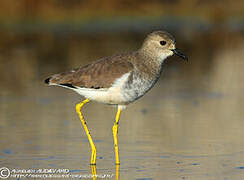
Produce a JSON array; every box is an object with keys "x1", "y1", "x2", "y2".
[{"x1": 45, "y1": 52, "x2": 135, "y2": 89}]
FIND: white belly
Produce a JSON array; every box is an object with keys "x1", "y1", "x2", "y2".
[
  {"x1": 74, "y1": 87, "x2": 126, "y2": 105},
  {"x1": 74, "y1": 73, "x2": 131, "y2": 105},
  {"x1": 74, "y1": 71, "x2": 158, "y2": 105}
]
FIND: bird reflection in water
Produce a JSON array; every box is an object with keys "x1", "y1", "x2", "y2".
[{"x1": 90, "y1": 165, "x2": 120, "y2": 180}]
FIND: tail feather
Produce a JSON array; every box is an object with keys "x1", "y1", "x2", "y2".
[
  {"x1": 44, "y1": 76, "x2": 78, "y2": 89},
  {"x1": 44, "y1": 77, "x2": 51, "y2": 84}
]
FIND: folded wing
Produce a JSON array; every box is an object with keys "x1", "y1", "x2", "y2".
[{"x1": 45, "y1": 54, "x2": 134, "y2": 89}]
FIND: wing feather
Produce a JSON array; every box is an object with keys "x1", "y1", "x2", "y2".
[{"x1": 45, "y1": 53, "x2": 134, "y2": 89}]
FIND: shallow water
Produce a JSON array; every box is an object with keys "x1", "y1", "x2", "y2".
[{"x1": 1, "y1": 31, "x2": 244, "y2": 179}]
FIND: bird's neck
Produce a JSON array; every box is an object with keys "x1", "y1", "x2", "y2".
[
  {"x1": 139, "y1": 46, "x2": 168, "y2": 64},
  {"x1": 132, "y1": 50, "x2": 165, "y2": 78}
]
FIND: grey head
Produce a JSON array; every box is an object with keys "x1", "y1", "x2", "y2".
[{"x1": 140, "y1": 30, "x2": 188, "y2": 62}]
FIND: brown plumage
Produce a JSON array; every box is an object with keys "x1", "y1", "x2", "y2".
[{"x1": 46, "y1": 53, "x2": 135, "y2": 89}]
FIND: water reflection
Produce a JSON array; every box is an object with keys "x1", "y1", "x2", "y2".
[
  {"x1": 91, "y1": 165, "x2": 97, "y2": 180},
  {"x1": 89, "y1": 165, "x2": 120, "y2": 180}
]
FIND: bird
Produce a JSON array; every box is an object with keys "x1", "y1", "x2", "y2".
[{"x1": 44, "y1": 30, "x2": 187, "y2": 165}]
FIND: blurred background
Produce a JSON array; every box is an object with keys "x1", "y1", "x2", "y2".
[{"x1": 0, "y1": 0, "x2": 244, "y2": 179}]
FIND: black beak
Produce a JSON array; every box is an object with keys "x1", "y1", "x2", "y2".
[{"x1": 172, "y1": 48, "x2": 188, "y2": 61}]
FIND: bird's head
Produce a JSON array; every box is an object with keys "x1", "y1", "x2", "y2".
[{"x1": 141, "y1": 30, "x2": 188, "y2": 63}]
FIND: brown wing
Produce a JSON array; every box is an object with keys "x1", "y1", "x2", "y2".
[{"x1": 45, "y1": 54, "x2": 134, "y2": 89}]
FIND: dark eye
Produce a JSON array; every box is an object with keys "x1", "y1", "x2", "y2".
[{"x1": 160, "y1": 40, "x2": 167, "y2": 46}]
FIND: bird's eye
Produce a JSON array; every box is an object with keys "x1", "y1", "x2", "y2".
[{"x1": 160, "y1": 40, "x2": 167, "y2": 46}]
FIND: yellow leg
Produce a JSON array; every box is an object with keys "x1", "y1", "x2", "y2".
[
  {"x1": 76, "y1": 99, "x2": 96, "y2": 165},
  {"x1": 115, "y1": 164, "x2": 120, "y2": 180},
  {"x1": 90, "y1": 165, "x2": 97, "y2": 180},
  {"x1": 113, "y1": 107, "x2": 122, "y2": 165}
]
